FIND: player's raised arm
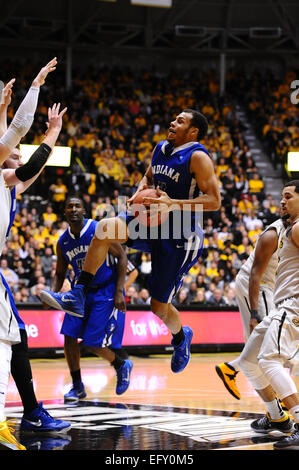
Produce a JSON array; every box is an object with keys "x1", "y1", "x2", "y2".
[
  {"x1": 3, "y1": 103, "x2": 67, "y2": 193},
  {"x1": 0, "y1": 79, "x2": 15, "y2": 138},
  {"x1": 0, "y1": 58, "x2": 57, "y2": 165}
]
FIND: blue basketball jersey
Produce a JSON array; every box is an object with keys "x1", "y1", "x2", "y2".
[
  {"x1": 151, "y1": 140, "x2": 209, "y2": 199},
  {"x1": 58, "y1": 219, "x2": 118, "y2": 289},
  {"x1": 151, "y1": 140, "x2": 209, "y2": 236}
]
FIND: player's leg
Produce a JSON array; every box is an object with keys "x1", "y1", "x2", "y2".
[
  {"x1": 63, "y1": 335, "x2": 86, "y2": 402},
  {"x1": 215, "y1": 274, "x2": 248, "y2": 400},
  {"x1": 216, "y1": 278, "x2": 275, "y2": 400},
  {"x1": 148, "y1": 235, "x2": 204, "y2": 373},
  {"x1": 9, "y1": 328, "x2": 71, "y2": 432},
  {"x1": 0, "y1": 339, "x2": 25, "y2": 450},
  {"x1": 238, "y1": 314, "x2": 293, "y2": 433},
  {"x1": 83, "y1": 295, "x2": 133, "y2": 395},
  {"x1": 40, "y1": 217, "x2": 129, "y2": 317},
  {"x1": 60, "y1": 313, "x2": 87, "y2": 403},
  {"x1": 257, "y1": 306, "x2": 299, "y2": 447}
]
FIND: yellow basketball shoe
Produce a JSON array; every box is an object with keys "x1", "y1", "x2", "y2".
[
  {"x1": 215, "y1": 362, "x2": 240, "y2": 400},
  {"x1": 0, "y1": 418, "x2": 26, "y2": 450}
]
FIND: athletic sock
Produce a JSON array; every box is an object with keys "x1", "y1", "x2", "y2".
[
  {"x1": 111, "y1": 356, "x2": 125, "y2": 371},
  {"x1": 172, "y1": 328, "x2": 185, "y2": 346},
  {"x1": 266, "y1": 397, "x2": 285, "y2": 420},
  {"x1": 228, "y1": 359, "x2": 240, "y2": 372},
  {"x1": 77, "y1": 271, "x2": 94, "y2": 293},
  {"x1": 71, "y1": 369, "x2": 82, "y2": 386}
]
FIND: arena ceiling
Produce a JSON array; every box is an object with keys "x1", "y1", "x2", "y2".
[{"x1": 0, "y1": 0, "x2": 298, "y2": 57}]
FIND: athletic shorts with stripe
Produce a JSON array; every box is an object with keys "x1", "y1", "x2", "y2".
[
  {"x1": 118, "y1": 212, "x2": 204, "y2": 304},
  {"x1": 60, "y1": 284, "x2": 125, "y2": 349},
  {"x1": 235, "y1": 269, "x2": 275, "y2": 342}
]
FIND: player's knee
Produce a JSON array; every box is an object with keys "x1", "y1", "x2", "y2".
[
  {"x1": 239, "y1": 357, "x2": 269, "y2": 389},
  {"x1": 258, "y1": 357, "x2": 281, "y2": 377}
]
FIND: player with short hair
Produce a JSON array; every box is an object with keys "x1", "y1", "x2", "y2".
[
  {"x1": 51, "y1": 196, "x2": 132, "y2": 401},
  {"x1": 236, "y1": 181, "x2": 299, "y2": 449},
  {"x1": 41, "y1": 108, "x2": 221, "y2": 374},
  {"x1": 0, "y1": 67, "x2": 70, "y2": 450},
  {"x1": 216, "y1": 213, "x2": 287, "y2": 400}
]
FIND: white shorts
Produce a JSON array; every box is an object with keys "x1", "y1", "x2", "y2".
[
  {"x1": 235, "y1": 270, "x2": 275, "y2": 342},
  {"x1": 0, "y1": 276, "x2": 20, "y2": 345},
  {"x1": 258, "y1": 297, "x2": 299, "y2": 372}
]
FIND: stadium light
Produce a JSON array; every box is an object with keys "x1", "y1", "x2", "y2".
[
  {"x1": 130, "y1": 0, "x2": 172, "y2": 7},
  {"x1": 20, "y1": 144, "x2": 71, "y2": 168},
  {"x1": 287, "y1": 152, "x2": 299, "y2": 172}
]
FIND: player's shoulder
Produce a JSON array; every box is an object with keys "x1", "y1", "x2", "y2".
[{"x1": 191, "y1": 142, "x2": 210, "y2": 157}]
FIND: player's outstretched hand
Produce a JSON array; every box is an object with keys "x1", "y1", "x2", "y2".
[
  {"x1": 32, "y1": 57, "x2": 57, "y2": 87},
  {"x1": 0, "y1": 78, "x2": 15, "y2": 107},
  {"x1": 45, "y1": 103, "x2": 67, "y2": 134}
]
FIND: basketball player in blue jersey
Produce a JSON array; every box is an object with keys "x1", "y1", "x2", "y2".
[
  {"x1": 41, "y1": 109, "x2": 221, "y2": 374},
  {"x1": 0, "y1": 97, "x2": 71, "y2": 449},
  {"x1": 50, "y1": 196, "x2": 132, "y2": 400}
]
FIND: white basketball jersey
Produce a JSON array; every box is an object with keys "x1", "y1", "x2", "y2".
[
  {"x1": 274, "y1": 221, "x2": 299, "y2": 305},
  {"x1": 239, "y1": 218, "x2": 284, "y2": 290}
]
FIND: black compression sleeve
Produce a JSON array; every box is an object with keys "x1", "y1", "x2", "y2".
[{"x1": 15, "y1": 142, "x2": 51, "y2": 182}]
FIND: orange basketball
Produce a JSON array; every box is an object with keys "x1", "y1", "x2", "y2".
[{"x1": 131, "y1": 188, "x2": 168, "y2": 227}]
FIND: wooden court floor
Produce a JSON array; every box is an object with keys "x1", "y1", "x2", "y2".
[{"x1": 5, "y1": 352, "x2": 299, "y2": 452}]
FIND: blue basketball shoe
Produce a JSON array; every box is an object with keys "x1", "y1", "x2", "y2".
[
  {"x1": 64, "y1": 382, "x2": 87, "y2": 403},
  {"x1": 116, "y1": 360, "x2": 133, "y2": 395},
  {"x1": 171, "y1": 326, "x2": 193, "y2": 373},
  {"x1": 40, "y1": 285, "x2": 85, "y2": 318},
  {"x1": 20, "y1": 402, "x2": 71, "y2": 433}
]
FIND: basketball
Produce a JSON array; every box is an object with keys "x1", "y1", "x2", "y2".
[{"x1": 131, "y1": 188, "x2": 169, "y2": 227}]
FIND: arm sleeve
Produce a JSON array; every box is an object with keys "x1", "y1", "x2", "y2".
[
  {"x1": 15, "y1": 142, "x2": 51, "y2": 182},
  {"x1": 0, "y1": 86, "x2": 40, "y2": 150}
]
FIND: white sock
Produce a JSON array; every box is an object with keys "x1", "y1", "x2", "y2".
[
  {"x1": 265, "y1": 397, "x2": 285, "y2": 420},
  {"x1": 228, "y1": 358, "x2": 240, "y2": 371},
  {"x1": 289, "y1": 405, "x2": 299, "y2": 424}
]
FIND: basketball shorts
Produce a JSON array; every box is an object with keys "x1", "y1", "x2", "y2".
[
  {"x1": 257, "y1": 297, "x2": 299, "y2": 373},
  {"x1": 60, "y1": 285, "x2": 125, "y2": 349},
  {"x1": 235, "y1": 270, "x2": 275, "y2": 342},
  {"x1": 118, "y1": 211, "x2": 204, "y2": 304},
  {"x1": 0, "y1": 274, "x2": 21, "y2": 345}
]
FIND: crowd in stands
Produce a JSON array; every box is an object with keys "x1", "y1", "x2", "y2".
[{"x1": 1, "y1": 61, "x2": 297, "y2": 307}]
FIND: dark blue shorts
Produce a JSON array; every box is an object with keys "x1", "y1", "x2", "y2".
[
  {"x1": 60, "y1": 284, "x2": 125, "y2": 348},
  {"x1": 118, "y1": 211, "x2": 204, "y2": 303}
]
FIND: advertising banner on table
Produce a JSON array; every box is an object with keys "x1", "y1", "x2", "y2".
[{"x1": 19, "y1": 309, "x2": 244, "y2": 349}]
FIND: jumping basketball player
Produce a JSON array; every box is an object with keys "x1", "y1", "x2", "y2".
[{"x1": 41, "y1": 109, "x2": 221, "y2": 374}]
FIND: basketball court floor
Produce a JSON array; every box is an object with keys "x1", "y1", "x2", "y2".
[{"x1": 4, "y1": 352, "x2": 298, "y2": 452}]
